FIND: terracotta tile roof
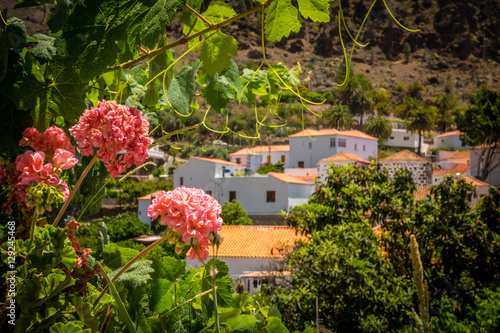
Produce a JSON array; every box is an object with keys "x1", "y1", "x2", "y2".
[
  {"x1": 296, "y1": 175, "x2": 317, "y2": 181},
  {"x1": 289, "y1": 128, "x2": 377, "y2": 140},
  {"x1": 435, "y1": 131, "x2": 464, "y2": 138},
  {"x1": 191, "y1": 156, "x2": 243, "y2": 167},
  {"x1": 462, "y1": 175, "x2": 490, "y2": 187},
  {"x1": 433, "y1": 164, "x2": 470, "y2": 177},
  {"x1": 380, "y1": 149, "x2": 430, "y2": 162},
  {"x1": 205, "y1": 225, "x2": 307, "y2": 258},
  {"x1": 239, "y1": 271, "x2": 291, "y2": 278},
  {"x1": 441, "y1": 150, "x2": 470, "y2": 160},
  {"x1": 230, "y1": 145, "x2": 289, "y2": 156},
  {"x1": 415, "y1": 185, "x2": 432, "y2": 201},
  {"x1": 319, "y1": 152, "x2": 371, "y2": 164},
  {"x1": 269, "y1": 172, "x2": 315, "y2": 185},
  {"x1": 138, "y1": 190, "x2": 164, "y2": 200}
]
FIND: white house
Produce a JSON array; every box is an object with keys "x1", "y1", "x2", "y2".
[
  {"x1": 288, "y1": 128, "x2": 377, "y2": 169},
  {"x1": 433, "y1": 131, "x2": 468, "y2": 149},
  {"x1": 416, "y1": 175, "x2": 490, "y2": 205},
  {"x1": 171, "y1": 157, "x2": 315, "y2": 224},
  {"x1": 317, "y1": 152, "x2": 372, "y2": 184},
  {"x1": 470, "y1": 146, "x2": 500, "y2": 186},
  {"x1": 229, "y1": 145, "x2": 290, "y2": 170},
  {"x1": 383, "y1": 129, "x2": 428, "y2": 153},
  {"x1": 379, "y1": 150, "x2": 433, "y2": 185},
  {"x1": 185, "y1": 225, "x2": 305, "y2": 288},
  {"x1": 432, "y1": 164, "x2": 470, "y2": 185}
]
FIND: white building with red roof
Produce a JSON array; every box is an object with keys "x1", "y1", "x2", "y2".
[
  {"x1": 379, "y1": 149, "x2": 433, "y2": 185},
  {"x1": 288, "y1": 128, "x2": 378, "y2": 169},
  {"x1": 171, "y1": 157, "x2": 315, "y2": 224},
  {"x1": 433, "y1": 131, "x2": 468, "y2": 149},
  {"x1": 317, "y1": 152, "x2": 372, "y2": 184}
]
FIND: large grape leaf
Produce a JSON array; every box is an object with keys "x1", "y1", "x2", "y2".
[
  {"x1": 149, "y1": 257, "x2": 187, "y2": 314},
  {"x1": 266, "y1": 317, "x2": 290, "y2": 333},
  {"x1": 265, "y1": 0, "x2": 302, "y2": 42},
  {"x1": 139, "y1": 0, "x2": 186, "y2": 49},
  {"x1": 166, "y1": 64, "x2": 197, "y2": 115},
  {"x1": 200, "y1": 31, "x2": 238, "y2": 75},
  {"x1": 201, "y1": 60, "x2": 240, "y2": 112},
  {"x1": 298, "y1": 0, "x2": 332, "y2": 22}
]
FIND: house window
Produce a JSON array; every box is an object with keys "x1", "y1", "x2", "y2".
[
  {"x1": 229, "y1": 191, "x2": 236, "y2": 202},
  {"x1": 266, "y1": 191, "x2": 276, "y2": 202},
  {"x1": 281, "y1": 155, "x2": 286, "y2": 163},
  {"x1": 298, "y1": 161, "x2": 304, "y2": 168},
  {"x1": 390, "y1": 136, "x2": 394, "y2": 140},
  {"x1": 363, "y1": 145, "x2": 366, "y2": 151},
  {"x1": 236, "y1": 158, "x2": 241, "y2": 164},
  {"x1": 330, "y1": 138, "x2": 336, "y2": 147},
  {"x1": 338, "y1": 139, "x2": 346, "y2": 147},
  {"x1": 267, "y1": 155, "x2": 271, "y2": 163},
  {"x1": 180, "y1": 177, "x2": 184, "y2": 186},
  {"x1": 206, "y1": 190, "x2": 212, "y2": 195},
  {"x1": 404, "y1": 136, "x2": 410, "y2": 141},
  {"x1": 354, "y1": 144, "x2": 358, "y2": 151},
  {"x1": 309, "y1": 142, "x2": 312, "y2": 149}
]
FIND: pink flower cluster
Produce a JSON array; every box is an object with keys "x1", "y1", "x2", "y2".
[
  {"x1": 147, "y1": 187, "x2": 223, "y2": 262},
  {"x1": 4, "y1": 126, "x2": 78, "y2": 213},
  {"x1": 69, "y1": 100, "x2": 151, "y2": 178}
]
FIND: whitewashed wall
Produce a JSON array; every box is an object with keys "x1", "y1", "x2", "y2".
[
  {"x1": 384, "y1": 129, "x2": 427, "y2": 152},
  {"x1": 470, "y1": 148, "x2": 500, "y2": 186},
  {"x1": 186, "y1": 257, "x2": 276, "y2": 279},
  {"x1": 284, "y1": 168, "x2": 317, "y2": 177},
  {"x1": 434, "y1": 135, "x2": 467, "y2": 149}
]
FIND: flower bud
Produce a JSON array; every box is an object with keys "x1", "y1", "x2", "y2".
[
  {"x1": 210, "y1": 264, "x2": 218, "y2": 279},
  {"x1": 190, "y1": 237, "x2": 200, "y2": 252}
]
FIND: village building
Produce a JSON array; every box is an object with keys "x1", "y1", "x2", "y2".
[
  {"x1": 288, "y1": 128, "x2": 378, "y2": 169},
  {"x1": 379, "y1": 150, "x2": 433, "y2": 185},
  {"x1": 317, "y1": 152, "x2": 372, "y2": 184},
  {"x1": 185, "y1": 225, "x2": 305, "y2": 293},
  {"x1": 229, "y1": 145, "x2": 289, "y2": 170},
  {"x1": 416, "y1": 175, "x2": 490, "y2": 205},
  {"x1": 469, "y1": 146, "x2": 500, "y2": 186},
  {"x1": 383, "y1": 118, "x2": 428, "y2": 154},
  {"x1": 432, "y1": 164, "x2": 470, "y2": 185},
  {"x1": 433, "y1": 131, "x2": 468, "y2": 150}
]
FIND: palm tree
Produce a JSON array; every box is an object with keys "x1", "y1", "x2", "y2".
[
  {"x1": 434, "y1": 93, "x2": 458, "y2": 132},
  {"x1": 364, "y1": 115, "x2": 393, "y2": 141},
  {"x1": 322, "y1": 104, "x2": 353, "y2": 130},
  {"x1": 407, "y1": 106, "x2": 437, "y2": 155}
]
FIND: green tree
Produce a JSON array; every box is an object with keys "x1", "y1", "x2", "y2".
[
  {"x1": 104, "y1": 212, "x2": 151, "y2": 242},
  {"x1": 403, "y1": 42, "x2": 411, "y2": 63},
  {"x1": 457, "y1": 86, "x2": 500, "y2": 181},
  {"x1": 220, "y1": 200, "x2": 253, "y2": 225},
  {"x1": 407, "y1": 106, "x2": 437, "y2": 155},
  {"x1": 322, "y1": 104, "x2": 353, "y2": 130},
  {"x1": 434, "y1": 93, "x2": 458, "y2": 132},
  {"x1": 364, "y1": 115, "x2": 393, "y2": 141}
]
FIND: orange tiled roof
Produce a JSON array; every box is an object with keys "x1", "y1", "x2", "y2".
[
  {"x1": 206, "y1": 225, "x2": 306, "y2": 258},
  {"x1": 433, "y1": 164, "x2": 470, "y2": 177},
  {"x1": 230, "y1": 145, "x2": 289, "y2": 156},
  {"x1": 435, "y1": 131, "x2": 464, "y2": 138},
  {"x1": 239, "y1": 271, "x2": 291, "y2": 278},
  {"x1": 319, "y1": 151, "x2": 371, "y2": 164},
  {"x1": 380, "y1": 149, "x2": 430, "y2": 162},
  {"x1": 289, "y1": 128, "x2": 377, "y2": 140},
  {"x1": 462, "y1": 174, "x2": 489, "y2": 187},
  {"x1": 296, "y1": 175, "x2": 318, "y2": 181},
  {"x1": 441, "y1": 150, "x2": 470, "y2": 160},
  {"x1": 191, "y1": 156, "x2": 243, "y2": 167},
  {"x1": 269, "y1": 172, "x2": 315, "y2": 185},
  {"x1": 415, "y1": 185, "x2": 432, "y2": 201}
]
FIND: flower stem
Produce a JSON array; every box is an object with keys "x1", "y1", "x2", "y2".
[
  {"x1": 212, "y1": 262, "x2": 220, "y2": 333},
  {"x1": 53, "y1": 156, "x2": 98, "y2": 227},
  {"x1": 29, "y1": 212, "x2": 39, "y2": 242},
  {"x1": 93, "y1": 232, "x2": 169, "y2": 308}
]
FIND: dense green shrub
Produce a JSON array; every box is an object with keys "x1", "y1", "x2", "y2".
[
  {"x1": 220, "y1": 200, "x2": 253, "y2": 225},
  {"x1": 104, "y1": 212, "x2": 151, "y2": 242},
  {"x1": 255, "y1": 162, "x2": 284, "y2": 174}
]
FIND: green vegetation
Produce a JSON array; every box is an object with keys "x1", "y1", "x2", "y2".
[
  {"x1": 256, "y1": 162, "x2": 284, "y2": 174},
  {"x1": 220, "y1": 200, "x2": 253, "y2": 225},
  {"x1": 364, "y1": 115, "x2": 393, "y2": 141},
  {"x1": 321, "y1": 104, "x2": 353, "y2": 130}
]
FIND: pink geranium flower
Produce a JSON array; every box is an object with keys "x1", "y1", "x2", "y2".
[
  {"x1": 147, "y1": 187, "x2": 223, "y2": 262},
  {"x1": 20, "y1": 126, "x2": 75, "y2": 158},
  {"x1": 53, "y1": 148, "x2": 79, "y2": 170},
  {"x1": 69, "y1": 100, "x2": 151, "y2": 178}
]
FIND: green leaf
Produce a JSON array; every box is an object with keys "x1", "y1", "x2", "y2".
[
  {"x1": 200, "y1": 31, "x2": 238, "y2": 75},
  {"x1": 50, "y1": 322, "x2": 84, "y2": 333},
  {"x1": 143, "y1": 83, "x2": 159, "y2": 107},
  {"x1": 149, "y1": 278, "x2": 176, "y2": 313},
  {"x1": 15, "y1": 59, "x2": 86, "y2": 131},
  {"x1": 266, "y1": 316, "x2": 289, "y2": 333},
  {"x1": 223, "y1": 314, "x2": 256, "y2": 333},
  {"x1": 110, "y1": 260, "x2": 154, "y2": 288},
  {"x1": 298, "y1": 0, "x2": 331, "y2": 22},
  {"x1": 151, "y1": 256, "x2": 186, "y2": 281},
  {"x1": 47, "y1": 0, "x2": 77, "y2": 33},
  {"x1": 265, "y1": 0, "x2": 302, "y2": 42},
  {"x1": 18, "y1": 269, "x2": 75, "y2": 311},
  {"x1": 267, "y1": 63, "x2": 300, "y2": 90},
  {"x1": 165, "y1": 64, "x2": 197, "y2": 115},
  {"x1": 103, "y1": 243, "x2": 141, "y2": 270},
  {"x1": 140, "y1": 0, "x2": 186, "y2": 49},
  {"x1": 149, "y1": 37, "x2": 174, "y2": 88},
  {"x1": 97, "y1": 263, "x2": 138, "y2": 333},
  {"x1": 73, "y1": 297, "x2": 99, "y2": 332},
  {"x1": 201, "y1": 61, "x2": 240, "y2": 112}
]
